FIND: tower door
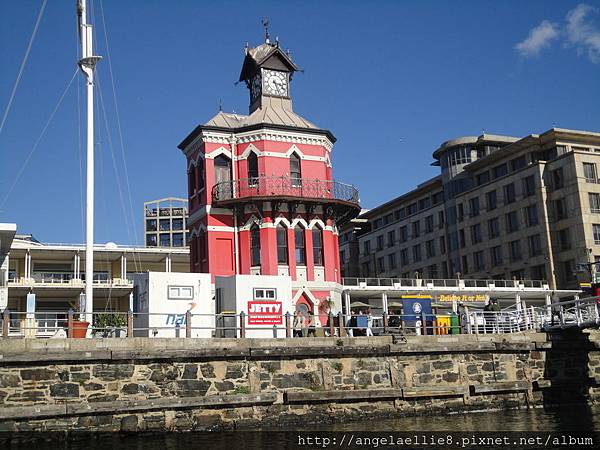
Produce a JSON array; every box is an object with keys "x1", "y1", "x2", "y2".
[{"x1": 214, "y1": 155, "x2": 231, "y2": 185}]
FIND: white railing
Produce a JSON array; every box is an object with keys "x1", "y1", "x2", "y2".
[
  {"x1": 342, "y1": 277, "x2": 549, "y2": 289},
  {"x1": 8, "y1": 277, "x2": 132, "y2": 287}
]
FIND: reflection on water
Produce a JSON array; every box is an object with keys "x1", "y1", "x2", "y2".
[{"x1": 7, "y1": 406, "x2": 600, "y2": 450}]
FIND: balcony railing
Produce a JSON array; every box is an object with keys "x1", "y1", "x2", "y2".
[
  {"x1": 212, "y1": 176, "x2": 360, "y2": 205},
  {"x1": 342, "y1": 277, "x2": 549, "y2": 289},
  {"x1": 8, "y1": 276, "x2": 132, "y2": 287}
]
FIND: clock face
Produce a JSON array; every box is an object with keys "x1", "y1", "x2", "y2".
[
  {"x1": 262, "y1": 69, "x2": 288, "y2": 97},
  {"x1": 250, "y1": 74, "x2": 262, "y2": 103}
]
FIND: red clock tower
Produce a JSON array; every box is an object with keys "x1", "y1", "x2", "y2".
[{"x1": 178, "y1": 36, "x2": 360, "y2": 320}]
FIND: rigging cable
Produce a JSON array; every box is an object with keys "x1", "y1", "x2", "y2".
[
  {"x1": 0, "y1": 69, "x2": 79, "y2": 211},
  {"x1": 99, "y1": 0, "x2": 143, "y2": 271},
  {"x1": 0, "y1": 0, "x2": 48, "y2": 137}
]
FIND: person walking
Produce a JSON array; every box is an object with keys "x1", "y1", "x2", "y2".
[{"x1": 293, "y1": 311, "x2": 305, "y2": 337}]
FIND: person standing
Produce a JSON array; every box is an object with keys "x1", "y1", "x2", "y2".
[{"x1": 293, "y1": 311, "x2": 304, "y2": 337}]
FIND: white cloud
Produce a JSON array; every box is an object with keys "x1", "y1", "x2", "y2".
[
  {"x1": 515, "y1": 20, "x2": 559, "y2": 57},
  {"x1": 565, "y1": 3, "x2": 600, "y2": 63}
]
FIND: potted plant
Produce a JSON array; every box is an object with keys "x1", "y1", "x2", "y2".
[
  {"x1": 94, "y1": 312, "x2": 127, "y2": 337},
  {"x1": 71, "y1": 314, "x2": 90, "y2": 339}
]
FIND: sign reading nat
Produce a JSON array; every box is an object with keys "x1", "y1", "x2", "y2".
[{"x1": 247, "y1": 301, "x2": 283, "y2": 325}]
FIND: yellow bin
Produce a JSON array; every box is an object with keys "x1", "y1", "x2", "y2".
[{"x1": 434, "y1": 316, "x2": 451, "y2": 335}]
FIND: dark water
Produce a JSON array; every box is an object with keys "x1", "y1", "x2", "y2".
[{"x1": 6, "y1": 406, "x2": 600, "y2": 450}]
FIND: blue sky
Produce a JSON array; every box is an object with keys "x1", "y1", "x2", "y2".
[{"x1": 1, "y1": 0, "x2": 599, "y2": 245}]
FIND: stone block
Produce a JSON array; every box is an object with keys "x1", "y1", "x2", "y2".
[
  {"x1": 93, "y1": 364, "x2": 134, "y2": 381},
  {"x1": 0, "y1": 373, "x2": 20, "y2": 388},
  {"x1": 50, "y1": 383, "x2": 79, "y2": 398},
  {"x1": 20, "y1": 368, "x2": 55, "y2": 381}
]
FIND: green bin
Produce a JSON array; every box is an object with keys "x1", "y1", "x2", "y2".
[{"x1": 450, "y1": 313, "x2": 460, "y2": 334}]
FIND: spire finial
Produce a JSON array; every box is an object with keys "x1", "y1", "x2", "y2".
[
  {"x1": 262, "y1": 17, "x2": 270, "y2": 44},
  {"x1": 218, "y1": 98, "x2": 223, "y2": 112}
]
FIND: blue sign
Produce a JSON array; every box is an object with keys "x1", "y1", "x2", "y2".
[{"x1": 401, "y1": 296, "x2": 432, "y2": 326}]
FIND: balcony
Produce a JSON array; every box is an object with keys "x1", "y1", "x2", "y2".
[{"x1": 212, "y1": 176, "x2": 360, "y2": 221}]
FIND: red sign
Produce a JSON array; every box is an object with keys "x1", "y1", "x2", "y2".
[{"x1": 247, "y1": 301, "x2": 283, "y2": 325}]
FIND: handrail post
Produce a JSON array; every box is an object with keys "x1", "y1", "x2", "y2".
[
  {"x1": 328, "y1": 312, "x2": 335, "y2": 337},
  {"x1": 338, "y1": 312, "x2": 345, "y2": 337},
  {"x1": 185, "y1": 310, "x2": 192, "y2": 338},
  {"x1": 127, "y1": 310, "x2": 133, "y2": 337},
  {"x1": 67, "y1": 309, "x2": 74, "y2": 338},
  {"x1": 285, "y1": 312, "x2": 291, "y2": 338},
  {"x1": 239, "y1": 311, "x2": 246, "y2": 338},
  {"x1": 2, "y1": 309, "x2": 10, "y2": 337},
  {"x1": 273, "y1": 325, "x2": 277, "y2": 338},
  {"x1": 383, "y1": 312, "x2": 389, "y2": 333}
]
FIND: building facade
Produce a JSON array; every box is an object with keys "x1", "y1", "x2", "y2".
[
  {"x1": 340, "y1": 128, "x2": 600, "y2": 290},
  {"x1": 4, "y1": 234, "x2": 189, "y2": 316},
  {"x1": 178, "y1": 36, "x2": 360, "y2": 318},
  {"x1": 144, "y1": 197, "x2": 188, "y2": 248}
]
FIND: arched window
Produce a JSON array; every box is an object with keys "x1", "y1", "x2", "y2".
[
  {"x1": 290, "y1": 152, "x2": 301, "y2": 187},
  {"x1": 294, "y1": 227, "x2": 306, "y2": 265},
  {"x1": 250, "y1": 225, "x2": 261, "y2": 267},
  {"x1": 276, "y1": 224, "x2": 288, "y2": 264},
  {"x1": 197, "y1": 231, "x2": 206, "y2": 262},
  {"x1": 312, "y1": 227, "x2": 324, "y2": 266},
  {"x1": 197, "y1": 158, "x2": 205, "y2": 190},
  {"x1": 188, "y1": 166, "x2": 196, "y2": 194},
  {"x1": 247, "y1": 152, "x2": 258, "y2": 186},
  {"x1": 214, "y1": 154, "x2": 231, "y2": 184}
]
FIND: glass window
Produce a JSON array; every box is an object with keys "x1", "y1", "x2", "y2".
[
  {"x1": 488, "y1": 217, "x2": 500, "y2": 239},
  {"x1": 493, "y1": 164, "x2": 508, "y2": 179},
  {"x1": 388, "y1": 253, "x2": 397, "y2": 270},
  {"x1": 469, "y1": 197, "x2": 480, "y2": 217},
  {"x1": 439, "y1": 236, "x2": 446, "y2": 254},
  {"x1": 526, "y1": 204, "x2": 539, "y2": 227},
  {"x1": 476, "y1": 171, "x2": 490, "y2": 186},
  {"x1": 485, "y1": 191, "x2": 497, "y2": 211},
  {"x1": 584, "y1": 163, "x2": 597, "y2": 182},
  {"x1": 188, "y1": 167, "x2": 196, "y2": 193},
  {"x1": 461, "y1": 255, "x2": 469, "y2": 274},
  {"x1": 399, "y1": 226, "x2": 408, "y2": 242},
  {"x1": 364, "y1": 240, "x2": 371, "y2": 255},
  {"x1": 197, "y1": 159, "x2": 205, "y2": 189},
  {"x1": 387, "y1": 230, "x2": 396, "y2": 247},
  {"x1": 491, "y1": 245, "x2": 503, "y2": 266},
  {"x1": 554, "y1": 198, "x2": 567, "y2": 221},
  {"x1": 438, "y1": 211, "x2": 444, "y2": 228},
  {"x1": 510, "y1": 156, "x2": 527, "y2": 171},
  {"x1": 376, "y1": 235, "x2": 384, "y2": 251},
  {"x1": 425, "y1": 215, "x2": 434, "y2": 233},
  {"x1": 473, "y1": 251, "x2": 485, "y2": 271},
  {"x1": 400, "y1": 249, "x2": 409, "y2": 265},
  {"x1": 523, "y1": 175, "x2": 536, "y2": 197},
  {"x1": 159, "y1": 233, "x2": 170, "y2": 247},
  {"x1": 426, "y1": 239, "x2": 435, "y2": 258},
  {"x1": 277, "y1": 224, "x2": 288, "y2": 264},
  {"x1": 247, "y1": 152, "x2": 259, "y2": 185},
  {"x1": 172, "y1": 233, "x2": 184, "y2": 247},
  {"x1": 552, "y1": 168, "x2": 564, "y2": 189},
  {"x1": 506, "y1": 211, "x2": 519, "y2": 233},
  {"x1": 459, "y1": 229, "x2": 466, "y2": 248},
  {"x1": 159, "y1": 219, "x2": 170, "y2": 231},
  {"x1": 590, "y1": 193, "x2": 600, "y2": 213},
  {"x1": 146, "y1": 219, "x2": 157, "y2": 232},
  {"x1": 594, "y1": 224, "x2": 600, "y2": 245},
  {"x1": 471, "y1": 223, "x2": 482, "y2": 244},
  {"x1": 504, "y1": 183, "x2": 516, "y2": 204},
  {"x1": 290, "y1": 153, "x2": 302, "y2": 186},
  {"x1": 528, "y1": 234, "x2": 542, "y2": 256},
  {"x1": 197, "y1": 231, "x2": 206, "y2": 261},
  {"x1": 509, "y1": 240, "x2": 522, "y2": 262},
  {"x1": 559, "y1": 228, "x2": 571, "y2": 250},
  {"x1": 295, "y1": 227, "x2": 306, "y2": 265},
  {"x1": 377, "y1": 257, "x2": 385, "y2": 273},
  {"x1": 531, "y1": 264, "x2": 546, "y2": 281},
  {"x1": 312, "y1": 228, "x2": 324, "y2": 266},
  {"x1": 412, "y1": 221, "x2": 420, "y2": 238},
  {"x1": 251, "y1": 226, "x2": 261, "y2": 266},
  {"x1": 412, "y1": 244, "x2": 422, "y2": 262},
  {"x1": 172, "y1": 218, "x2": 184, "y2": 231},
  {"x1": 146, "y1": 234, "x2": 157, "y2": 247}
]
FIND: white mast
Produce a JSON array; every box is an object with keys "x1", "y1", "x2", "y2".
[{"x1": 77, "y1": 0, "x2": 101, "y2": 323}]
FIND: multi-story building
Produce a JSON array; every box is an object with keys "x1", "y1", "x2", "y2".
[
  {"x1": 144, "y1": 197, "x2": 188, "y2": 248},
  {"x1": 178, "y1": 35, "x2": 360, "y2": 318},
  {"x1": 341, "y1": 128, "x2": 600, "y2": 290},
  {"x1": 3, "y1": 233, "x2": 189, "y2": 315}
]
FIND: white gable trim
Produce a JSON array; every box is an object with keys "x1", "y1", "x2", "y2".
[
  {"x1": 239, "y1": 215, "x2": 261, "y2": 231},
  {"x1": 274, "y1": 216, "x2": 292, "y2": 228},
  {"x1": 205, "y1": 146, "x2": 232, "y2": 160}
]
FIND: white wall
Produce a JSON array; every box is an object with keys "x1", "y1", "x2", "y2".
[{"x1": 133, "y1": 272, "x2": 213, "y2": 338}]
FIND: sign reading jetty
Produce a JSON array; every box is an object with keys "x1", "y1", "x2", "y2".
[{"x1": 247, "y1": 301, "x2": 283, "y2": 325}]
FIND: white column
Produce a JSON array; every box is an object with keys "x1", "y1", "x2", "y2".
[
  {"x1": 165, "y1": 254, "x2": 172, "y2": 273},
  {"x1": 515, "y1": 293, "x2": 521, "y2": 311},
  {"x1": 121, "y1": 254, "x2": 127, "y2": 279},
  {"x1": 25, "y1": 251, "x2": 32, "y2": 279},
  {"x1": 344, "y1": 291, "x2": 351, "y2": 316},
  {"x1": 381, "y1": 292, "x2": 388, "y2": 314}
]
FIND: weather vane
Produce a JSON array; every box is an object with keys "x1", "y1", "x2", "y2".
[{"x1": 262, "y1": 17, "x2": 270, "y2": 43}]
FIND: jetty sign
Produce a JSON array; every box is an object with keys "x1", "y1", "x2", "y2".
[{"x1": 247, "y1": 301, "x2": 283, "y2": 325}]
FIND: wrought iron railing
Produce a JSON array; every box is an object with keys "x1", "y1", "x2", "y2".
[{"x1": 212, "y1": 176, "x2": 359, "y2": 205}]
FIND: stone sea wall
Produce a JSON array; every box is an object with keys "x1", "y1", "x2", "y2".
[{"x1": 0, "y1": 331, "x2": 599, "y2": 433}]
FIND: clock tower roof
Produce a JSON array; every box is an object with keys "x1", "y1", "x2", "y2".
[{"x1": 238, "y1": 42, "x2": 299, "y2": 83}]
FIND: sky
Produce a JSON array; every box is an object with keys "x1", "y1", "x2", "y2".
[{"x1": 1, "y1": 0, "x2": 599, "y2": 245}]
